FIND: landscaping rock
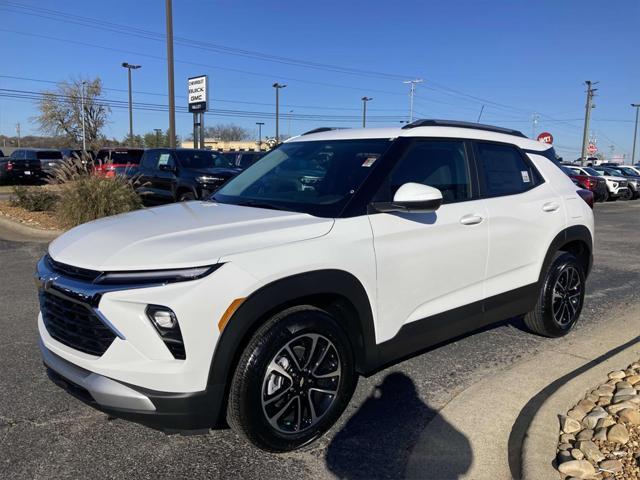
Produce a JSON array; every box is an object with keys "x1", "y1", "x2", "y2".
[
  {"x1": 609, "y1": 371, "x2": 626, "y2": 380},
  {"x1": 557, "y1": 459, "x2": 596, "y2": 478},
  {"x1": 582, "y1": 410, "x2": 608, "y2": 429},
  {"x1": 593, "y1": 427, "x2": 607, "y2": 441},
  {"x1": 607, "y1": 401, "x2": 637, "y2": 414},
  {"x1": 559, "y1": 442, "x2": 573, "y2": 451},
  {"x1": 577, "y1": 440, "x2": 605, "y2": 462},
  {"x1": 571, "y1": 448, "x2": 584, "y2": 460},
  {"x1": 568, "y1": 407, "x2": 587, "y2": 421},
  {"x1": 596, "y1": 417, "x2": 616, "y2": 429},
  {"x1": 615, "y1": 381, "x2": 633, "y2": 390},
  {"x1": 560, "y1": 433, "x2": 576, "y2": 443},
  {"x1": 599, "y1": 459, "x2": 623, "y2": 473},
  {"x1": 607, "y1": 424, "x2": 629, "y2": 444},
  {"x1": 626, "y1": 375, "x2": 640, "y2": 386},
  {"x1": 577, "y1": 399, "x2": 596, "y2": 413},
  {"x1": 617, "y1": 408, "x2": 640, "y2": 425},
  {"x1": 576, "y1": 429, "x2": 594, "y2": 441},
  {"x1": 561, "y1": 415, "x2": 582, "y2": 434}
]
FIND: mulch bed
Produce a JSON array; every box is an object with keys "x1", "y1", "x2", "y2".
[{"x1": 0, "y1": 201, "x2": 63, "y2": 231}]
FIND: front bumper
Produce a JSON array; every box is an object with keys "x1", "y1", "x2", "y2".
[{"x1": 41, "y1": 340, "x2": 225, "y2": 432}]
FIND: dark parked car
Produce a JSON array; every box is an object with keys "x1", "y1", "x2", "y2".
[
  {"x1": 1, "y1": 149, "x2": 44, "y2": 183},
  {"x1": 95, "y1": 148, "x2": 144, "y2": 177},
  {"x1": 135, "y1": 148, "x2": 241, "y2": 204},
  {"x1": 61, "y1": 149, "x2": 95, "y2": 161},
  {"x1": 10, "y1": 149, "x2": 64, "y2": 177}
]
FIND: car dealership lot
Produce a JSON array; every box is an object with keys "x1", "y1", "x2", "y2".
[{"x1": 1, "y1": 201, "x2": 640, "y2": 480}]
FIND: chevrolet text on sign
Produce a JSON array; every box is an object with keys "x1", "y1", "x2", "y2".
[{"x1": 188, "y1": 75, "x2": 208, "y2": 112}]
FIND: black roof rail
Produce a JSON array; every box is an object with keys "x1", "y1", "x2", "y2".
[
  {"x1": 401, "y1": 119, "x2": 527, "y2": 138},
  {"x1": 301, "y1": 127, "x2": 348, "y2": 136}
]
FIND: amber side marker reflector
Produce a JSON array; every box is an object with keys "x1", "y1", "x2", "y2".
[{"x1": 218, "y1": 298, "x2": 246, "y2": 332}]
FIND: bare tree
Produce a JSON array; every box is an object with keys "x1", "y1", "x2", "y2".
[
  {"x1": 34, "y1": 78, "x2": 110, "y2": 148},
  {"x1": 204, "y1": 123, "x2": 250, "y2": 142}
]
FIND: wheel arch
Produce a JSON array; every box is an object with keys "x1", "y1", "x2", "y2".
[
  {"x1": 205, "y1": 269, "x2": 376, "y2": 424},
  {"x1": 539, "y1": 225, "x2": 593, "y2": 285}
]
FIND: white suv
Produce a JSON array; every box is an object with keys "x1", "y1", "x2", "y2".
[{"x1": 36, "y1": 120, "x2": 594, "y2": 451}]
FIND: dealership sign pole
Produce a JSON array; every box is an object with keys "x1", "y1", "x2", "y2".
[{"x1": 188, "y1": 75, "x2": 209, "y2": 149}]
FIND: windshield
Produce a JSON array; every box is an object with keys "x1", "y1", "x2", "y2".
[
  {"x1": 37, "y1": 151, "x2": 62, "y2": 160},
  {"x1": 213, "y1": 139, "x2": 392, "y2": 217},
  {"x1": 582, "y1": 167, "x2": 600, "y2": 176},
  {"x1": 618, "y1": 167, "x2": 638, "y2": 176},
  {"x1": 176, "y1": 150, "x2": 235, "y2": 169}
]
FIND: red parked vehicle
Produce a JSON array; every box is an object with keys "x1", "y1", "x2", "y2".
[
  {"x1": 562, "y1": 167, "x2": 608, "y2": 202},
  {"x1": 94, "y1": 148, "x2": 144, "y2": 177}
]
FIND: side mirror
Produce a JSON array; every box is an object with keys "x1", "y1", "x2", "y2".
[{"x1": 372, "y1": 182, "x2": 443, "y2": 213}]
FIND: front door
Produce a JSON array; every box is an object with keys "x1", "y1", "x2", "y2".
[{"x1": 368, "y1": 139, "x2": 489, "y2": 343}]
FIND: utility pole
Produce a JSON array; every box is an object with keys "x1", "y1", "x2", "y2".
[
  {"x1": 287, "y1": 110, "x2": 294, "y2": 138},
  {"x1": 15, "y1": 122, "x2": 20, "y2": 147},
  {"x1": 531, "y1": 112, "x2": 539, "y2": 138},
  {"x1": 81, "y1": 81, "x2": 87, "y2": 151},
  {"x1": 403, "y1": 79, "x2": 423, "y2": 123},
  {"x1": 273, "y1": 83, "x2": 287, "y2": 143},
  {"x1": 166, "y1": 0, "x2": 176, "y2": 148},
  {"x1": 361, "y1": 97, "x2": 373, "y2": 128},
  {"x1": 256, "y1": 122, "x2": 264, "y2": 150},
  {"x1": 154, "y1": 128, "x2": 162, "y2": 147},
  {"x1": 580, "y1": 81, "x2": 597, "y2": 165},
  {"x1": 122, "y1": 62, "x2": 141, "y2": 143},
  {"x1": 631, "y1": 103, "x2": 640, "y2": 165}
]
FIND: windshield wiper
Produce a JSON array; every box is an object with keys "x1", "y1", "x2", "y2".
[{"x1": 233, "y1": 200, "x2": 290, "y2": 211}]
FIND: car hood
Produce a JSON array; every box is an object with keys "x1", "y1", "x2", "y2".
[
  {"x1": 602, "y1": 175, "x2": 627, "y2": 181},
  {"x1": 48, "y1": 202, "x2": 334, "y2": 271},
  {"x1": 189, "y1": 167, "x2": 241, "y2": 177}
]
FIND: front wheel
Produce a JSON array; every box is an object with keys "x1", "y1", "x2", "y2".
[
  {"x1": 227, "y1": 306, "x2": 357, "y2": 452},
  {"x1": 524, "y1": 252, "x2": 585, "y2": 337},
  {"x1": 621, "y1": 189, "x2": 633, "y2": 201},
  {"x1": 178, "y1": 191, "x2": 196, "y2": 202}
]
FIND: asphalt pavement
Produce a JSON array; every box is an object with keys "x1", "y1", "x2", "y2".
[{"x1": 1, "y1": 201, "x2": 639, "y2": 480}]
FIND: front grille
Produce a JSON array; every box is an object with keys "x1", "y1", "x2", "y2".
[
  {"x1": 40, "y1": 291, "x2": 116, "y2": 356},
  {"x1": 46, "y1": 255, "x2": 102, "y2": 283},
  {"x1": 619, "y1": 180, "x2": 628, "y2": 187}
]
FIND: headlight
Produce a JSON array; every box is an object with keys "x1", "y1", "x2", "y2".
[
  {"x1": 96, "y1": 264, "x2": 222, "y2": 285},
  {"x1": 196, "y1": 175, "x2": 225, "y2": 183}
]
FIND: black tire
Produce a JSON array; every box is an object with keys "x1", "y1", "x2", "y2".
[
  {"x1": 227, "y1": 305, "x2": 357, "y2": 452},
  {"x1": 620, "y1": 188, "x2": 633, "y2": 201},
  {"x1": 178, "y1": 191, "x2": 196, "y2": 201},
  {"x1": 599, "y1": 189, "x2": 609, "y2": 202},
  {"x1": 524, "y1": 252, "x2": 585, "y2": 337}
]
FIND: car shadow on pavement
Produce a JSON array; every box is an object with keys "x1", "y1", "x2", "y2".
[{"x1": 325, "y1": 372, "x2": 472, "y2": 480}]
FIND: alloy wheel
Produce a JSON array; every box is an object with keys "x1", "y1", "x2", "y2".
[
  {"x1": 261, "y1": 333, "x2": 341, "y2": 434},
  {"x1": 551, "y1": 266, "x2": 582, "y2": 326}
]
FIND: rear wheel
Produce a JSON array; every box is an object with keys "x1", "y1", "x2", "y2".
[
  {"x1": 524, "y1": 252, "x2": 585, "y2": 337},
  {"x1": 599, "y1": 189, "x2": 609, "y2": 202},
  {"x1": 227, "y1": 306, "x2": 357, "y2": 452}
]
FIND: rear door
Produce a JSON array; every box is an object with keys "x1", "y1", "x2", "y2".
[
  {"x1": 154, "y1": 150, "x2": 178, "y2": 202},
  {"x1": 474, "y1": 141, "x2": 565, "y2": 301},
  {"x1": 136, "y1": 150, "x2": 161, "y2": 204}
]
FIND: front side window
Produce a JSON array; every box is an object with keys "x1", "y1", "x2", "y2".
[
  {"x1": 214, "y1": 139, "x2": 392, "y2": 217},
  {"x1": 384, "y1": 140, "x2": 471, "y2": 204},
  {"x1": 476, "y1": 142, "x2": 540, "y2": 197}
]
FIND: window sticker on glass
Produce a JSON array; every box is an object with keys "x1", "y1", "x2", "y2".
[
  {"x1": 359, "y1": 153, "x2": 380, "y2": 167},
  {"x1": 158, "y1": 153, "x2": 170, "y2": 166},
  {"x1": 521, "y1": 170, "x2": 531, "y2": 183}
]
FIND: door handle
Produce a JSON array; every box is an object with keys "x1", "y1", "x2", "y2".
[
  {"x1": 459, "y1": 214, "x2": 484, "y2": 225},
  {"x1": 542, "y1": 202, "x2": 560, "y2": 212}
]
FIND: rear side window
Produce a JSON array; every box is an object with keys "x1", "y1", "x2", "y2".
[
  {"x1": 36, "y1": 151, "x2": 62, "y2": 160},
  {"x1": 476, "y1": 142, "x2": 541, "y2": 197},
  {"x1": 387, "y1": 140, "x2": 472, "y2": 204}
]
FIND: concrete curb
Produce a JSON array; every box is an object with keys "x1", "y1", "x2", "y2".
[
  {"x1": 521, "y1": 336, "x2": 640, "y2": 480},
  {"x1": 404, "y1": 307, "x2": 640, "y2": 480},
  {"x1": 0, "y1": 215, "x2": 62, "y2": 242}
]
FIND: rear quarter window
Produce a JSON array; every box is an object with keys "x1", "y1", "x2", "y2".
[{"x1": 476, "y1": 142, "x2": 542, "y2": 197}]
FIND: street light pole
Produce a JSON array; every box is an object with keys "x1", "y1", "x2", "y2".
[
  {"x1": 122, "y1": 62, "x2": 141, "y2": 143},
  {"x1": 154, "y1": 128, "x2": 163, "y2": 147},
  {"x1": 81, "y1": 81, "x2": 87, "y2": 151},
  {"x1": 272, "y1": 83, "x2": 287, "y2": 143},
  {"x1": 631, "y1": 104, "x2": 640, "y2": 165},
  {"x1": 256, "y1": 122, "x2": 264, "y2": 150},
  {"x1": 165, "y1": 0, "x2": 176, "y2": 148},
  {"x1": 361, "y1": 97, "x2": 373, "y2": 127}
]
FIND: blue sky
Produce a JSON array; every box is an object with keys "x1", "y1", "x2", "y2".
[{"x1": 0, "y1": 0, "x2": 638, "y2": 160}]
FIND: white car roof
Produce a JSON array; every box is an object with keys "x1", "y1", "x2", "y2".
[{"x1": 287, "y1": 124, "x2": 552, "y2": 153}]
